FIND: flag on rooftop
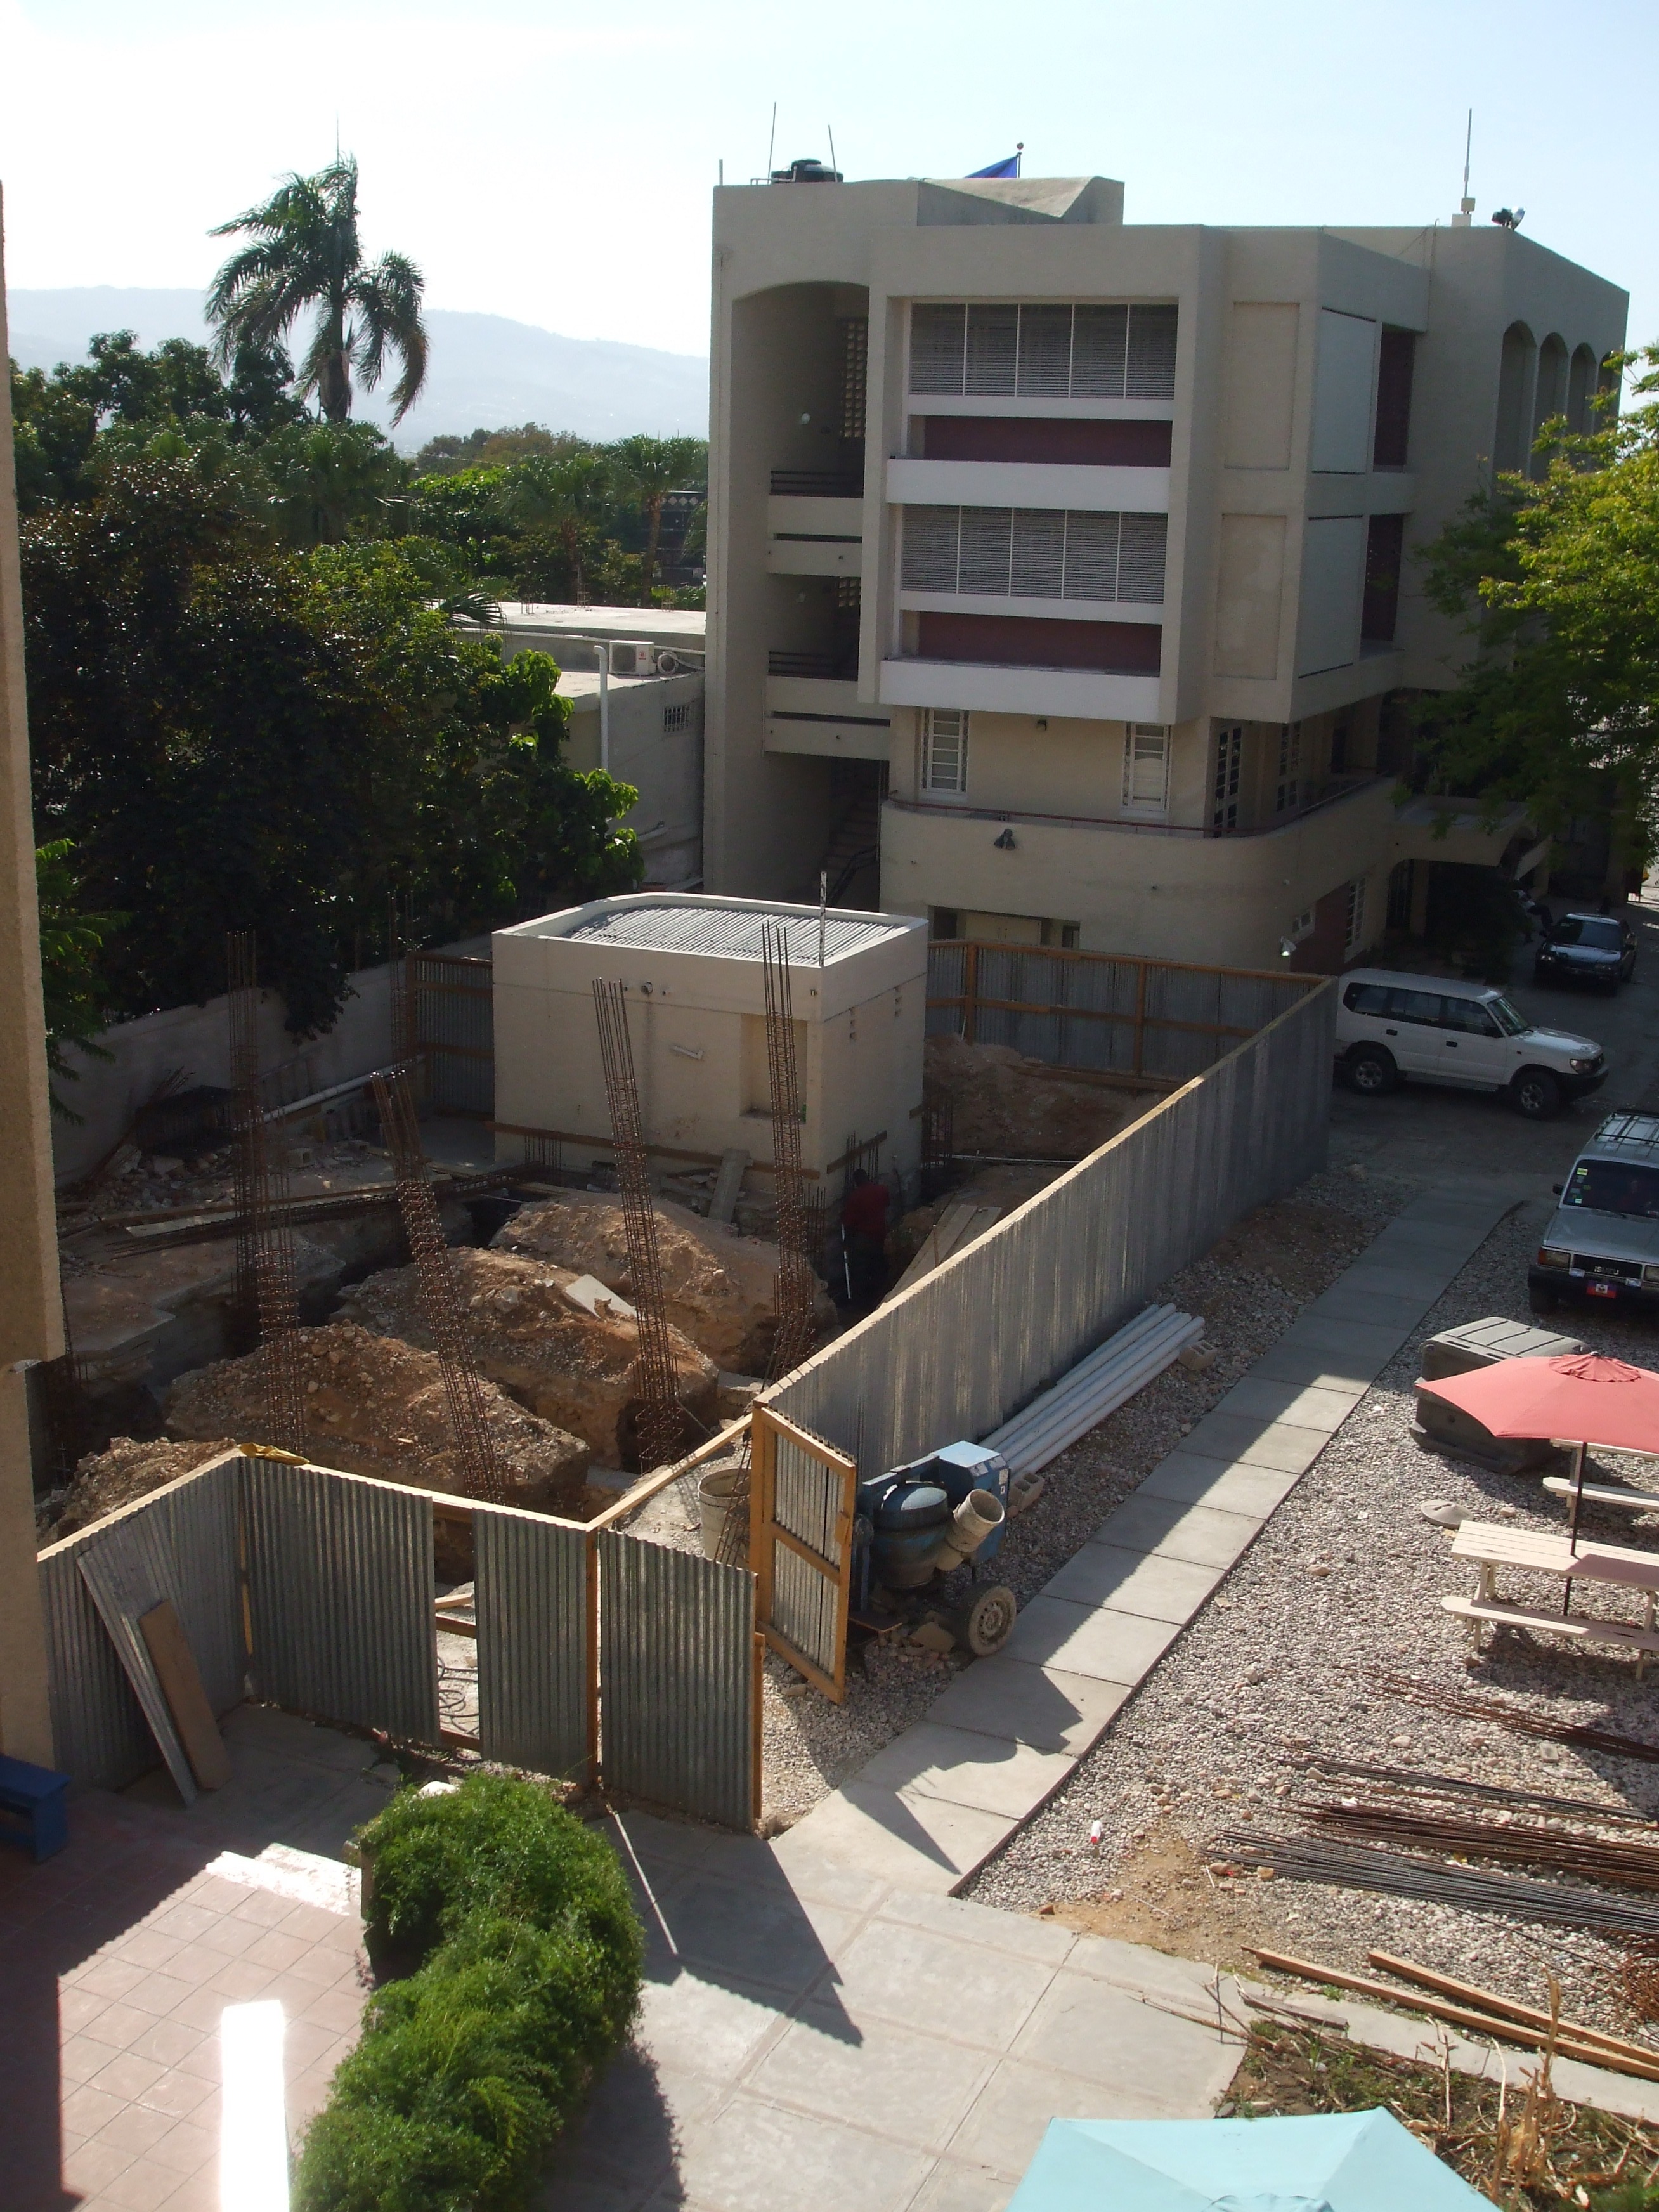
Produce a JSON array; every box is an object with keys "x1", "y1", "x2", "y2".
[{"x1": 970, "y1": 146, "x2": 1022, "y2": 178}]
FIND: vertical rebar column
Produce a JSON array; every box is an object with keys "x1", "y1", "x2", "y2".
[
  {"x1": 591, "y1": 980, "x2": 685, "y2": 1473},
  {"x1": 763, "y1": 921, "x2": 819, "y2": 1381},
  {"x1": 371, "y1": 1067, "x2": 504, "y2": 1503},
  {"x1": 226, "y1": 932, "x2": 306, "y2": 1455}
]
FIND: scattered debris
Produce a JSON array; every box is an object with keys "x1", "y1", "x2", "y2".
[{"x1": 38, "y1": 1436, "x2": 237, "y2": 1547}]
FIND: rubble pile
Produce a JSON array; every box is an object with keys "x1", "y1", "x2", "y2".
[
  {"x1": 39, "y1": 1435, "x2": 237, "y2": 1547},
  {"x1": 925, "y1": 1032, "x2": 1148, "y2": 1161},
  {"x1": 493, "y1": 1187, "x2": 831, "y2": 1374},
  {"x1": 341, "y1": 1247, "x2": 719, "y2": 1466},
  {"x1": 166, "y1": 1320, "x2": 590, "y2": 1514}
]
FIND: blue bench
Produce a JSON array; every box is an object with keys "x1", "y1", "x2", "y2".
[{"x1": 0, "y1": 1754, "x2": 70, "y2": 1863}]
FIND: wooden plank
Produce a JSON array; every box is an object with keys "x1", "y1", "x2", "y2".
[
  {"x1": 1249, "y1": 1949, "x2": 1659, "y2": 2083},
  {"x1": 887, "y1": 1203, "x2": 1002, "y2": 1301},
  {"x1": 1368, "y1": 1951, "x2": 1659, "y2": 2066},
  {"x1": 138, "y1": 1601, "x2": 232, "y2": 1790}
]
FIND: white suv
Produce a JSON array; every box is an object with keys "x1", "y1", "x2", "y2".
[{"x1": 1335, "y1": 969, "x2": 1607, "y2": 1120}]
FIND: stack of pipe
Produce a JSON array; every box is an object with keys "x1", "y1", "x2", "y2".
[{"x1": 984, "y1": 1304, "x2": 1204, "y2": 1477}]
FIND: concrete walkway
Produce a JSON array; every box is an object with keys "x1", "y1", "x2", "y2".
[
  {"x1": 775, "y1": 1183, "x2": 1525, "y2": 1897},
  {"x1": 539, "y1": 1811, "x2": 1243, "y2": 2212}
]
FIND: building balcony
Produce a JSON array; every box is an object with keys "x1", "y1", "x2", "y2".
[
  {"x1": 886, "y1": 455, "x2": 1171, "y2": 515},
  {"x1": 764, "y1": 674, "x2": 890, "y2": 762},
  {"x1": 769, "y1": 469, "x2": 864, "y2": 498},
  {"x1": 769, "y1": 648, "x2": 860, "y2": 682},
  {"x1": 887, "y1": 772, "x2": 1394, "y2": 843},
  {"x1": 769, "y1": 537, "x2": 863, "y2": 578}
]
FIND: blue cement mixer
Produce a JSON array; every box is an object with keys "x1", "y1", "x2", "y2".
[{"x1": 852, "y1": 1440, "x2": 1017, "y2": 1656}]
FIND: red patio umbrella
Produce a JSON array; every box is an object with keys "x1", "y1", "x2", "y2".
[{"x1": 1421, "y1": 1355, "x2": 1659, "y2": 1606}]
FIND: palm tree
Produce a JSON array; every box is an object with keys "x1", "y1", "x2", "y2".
[
  {"x1": 206, "y1": 158, "x2": 427, "y2": 426},
  {"x1": 609, "y1": 434, "x2": 706, "y2": 601},
  {"x1": 499, "y1": 450, "x2": 611, "y2": 604}
]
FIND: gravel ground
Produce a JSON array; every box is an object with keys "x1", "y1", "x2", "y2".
[
  {"x1": 691, "y1": 1161, "x2": 1422, "y2": 1825},
  {"x1": 964, "y1": 1195, "x2": 1659, "y2": 2043}
]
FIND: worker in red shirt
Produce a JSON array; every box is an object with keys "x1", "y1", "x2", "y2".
[{"x1": 840, "y1": 1169, "x2": 891, "y2": 1306}]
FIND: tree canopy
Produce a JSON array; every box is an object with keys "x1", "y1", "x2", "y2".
[{"x1": 1416, "y1": 348, "x2": 1659, "y2": 873}]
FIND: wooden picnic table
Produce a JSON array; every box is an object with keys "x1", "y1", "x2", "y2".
[{"x1": 1443, "y1": 1519, "x2": 1659, "y2": 1675}]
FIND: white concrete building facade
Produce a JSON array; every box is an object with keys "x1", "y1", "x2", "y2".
[{"x1": 704, "y1": 173, "x2": 1625, "y2": 972}]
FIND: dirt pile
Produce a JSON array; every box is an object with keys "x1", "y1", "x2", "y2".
[
  {"x1": 341, "y1": 1247, "x2": 718, "y2": 1466},
  {"x1": 887, "y1": 1162, "x2": 1058, "y2": 1275},
  {"x1": 925, "y1": 1033, "x2": 1147, "y2": 1161},
  {"x1": 494, "y1": 1187, "x2": 831, "y2": 1373},
  {"x1": 39, "y1": 1435, "x2": 237, "y2": 1547},
  {"x1": 165, "y1": 1320, "x2": 589, "y2": 1514}
]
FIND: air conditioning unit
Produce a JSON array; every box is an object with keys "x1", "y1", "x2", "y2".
[
  {"x1": 654, "y1": 649, "x2": 705, "y2": 677},
  {"x1": 608, "y1": 641, "x2": 658, "y2": 676}
]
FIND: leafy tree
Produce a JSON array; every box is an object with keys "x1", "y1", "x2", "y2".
[
  {"x1": 21, "y1": 455, "x2": 640, "y2": 1035},
  {"x1": 609, "y1": 434, "x2": 706, "y2": 599},
  {"x1": 498, "y1": 448, "x2": 611, "y2": 602},
  {"x1": 1416, "y1": 349, "x2": 1659, "y2": 873},
  {"x1": 260, "y1": 421, "x2": 408, "y2": 547},
  {"x1": 207, "y1": 156, "x2": 427, "y2": 424},
  {"x1": 35, "y1": 841, "x2": 124, "y2": 1118}
]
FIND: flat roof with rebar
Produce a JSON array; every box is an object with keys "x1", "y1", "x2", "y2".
[{"x1": 559, "y1": 901, "x2": 912, "y2": 964}]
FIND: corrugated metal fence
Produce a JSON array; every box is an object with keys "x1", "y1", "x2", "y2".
[
  {"x1": 766, "y1": 977, "x2": 1336, "y2": 1473},
  {"x1": 927, "y1": 941, "x2": 1314, "y2": 1081},
  {"x1": 39, "y1": 1452, "x2": 760, "y2": 1829},
  {"x1": 413, "y1": 951, "x2": 494, "y2": 1114}
]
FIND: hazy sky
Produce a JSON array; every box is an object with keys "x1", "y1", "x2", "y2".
[{"x1": 2, "y1": 0, "x2": 1653, "y2": 358}]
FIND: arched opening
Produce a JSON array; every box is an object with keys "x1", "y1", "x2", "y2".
[
  {"x1": 1568, "y1": 343, "x2": 1598, "y2": 433},
  {"x1": 1530, "y1": 334, "x2": 1569, "y2": 471},
  {"x1": 1493, "y1": 322, "x2": 1536, "y2": 474}
]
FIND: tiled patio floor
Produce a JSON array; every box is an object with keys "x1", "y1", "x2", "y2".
[{"x1": 1, "y1": 1705, "x2": 389, "y2": 2212}]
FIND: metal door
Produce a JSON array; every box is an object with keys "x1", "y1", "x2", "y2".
[{"x1": 750, "y1": 1405, "x2": 856, "y2": 1703}]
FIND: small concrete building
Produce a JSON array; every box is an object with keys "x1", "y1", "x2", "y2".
[{"x1": 492, "y1": 892, "x2": 928, "y2": 1188}]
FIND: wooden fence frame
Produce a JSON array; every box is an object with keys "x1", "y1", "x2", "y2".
[{"x1": 750, "y1": 1405, "x2": 857, "y2": 1704}]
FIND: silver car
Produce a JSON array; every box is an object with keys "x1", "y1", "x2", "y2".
[{"x1": 1532, "y1": 1111, "x2": 1659, "y2": 1314}]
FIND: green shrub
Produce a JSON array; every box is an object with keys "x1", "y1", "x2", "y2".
[{"x1": 295, "y1": 1777, "x2": 644, "y2": 2212}]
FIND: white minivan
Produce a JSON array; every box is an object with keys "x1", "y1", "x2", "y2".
[{"x1": 1334, "y1": 969, "x2": 1607, "y2": 1120}]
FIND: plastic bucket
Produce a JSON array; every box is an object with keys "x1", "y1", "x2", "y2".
[{"x1": 697, "y1": 1460, "x2": 745, "y2": 1559}]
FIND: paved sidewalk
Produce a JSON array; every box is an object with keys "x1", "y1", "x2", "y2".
[
  {"x1": 774, "y1": 1181, "x2": 1525, "y2": 1896},
  {"x1": 538, "y1": 1811, "x2": 1244, "y2": 2212}
]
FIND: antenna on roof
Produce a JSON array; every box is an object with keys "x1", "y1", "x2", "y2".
[
  {"x1": 767, "y1": 101, "x2": 777, "y2": 181},
  {"x1": 828, "y1": 124, "x2": 838, "y2": 176},
  {"x1": 1454, "y1": 109, "x2": 1474, "y2": 226}
]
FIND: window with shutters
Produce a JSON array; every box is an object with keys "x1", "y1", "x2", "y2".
[
  {"x1": 909, "y1": 301, "x2": 1178, "y2": 400},
  {"x1": 900, "y1": 507, "x2": 1165, "y2": 606},
  {"x1": 1122, "y1": 725, "x2": 1170, "y2": 816},
  {"x1": 1344, "y1": 876, "x2": 1368, "y2": 954},
  {"x1": 920, "y1": 708, "x2": 969, "y2": 796},
  {"x1": 1275, "y1": 723, "x2": 1302, "y2": 814},
  {"x1": 1212, "y1": 725, "x2": 1244, "y2": 834}
]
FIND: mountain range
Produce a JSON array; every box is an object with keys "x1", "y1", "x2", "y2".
[{"x1": 6, "y1": 287, "x2": 708, "y2": 446}]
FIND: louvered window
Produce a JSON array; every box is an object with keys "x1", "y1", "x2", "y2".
[
  {"x1": 1115, "y1": 514, "x2": 1168, "y2": 602},
  {"x1": 1213, "y1": 725, "x2": 1244, "y2": 834},
  {"x1": 1062, "y1": 512, "x2": 1119, "y2": 601},
  {"x1": 911, "y1": 304, "x2": 967, "y2": 393},
  {"x1": 1017, "y1": 305, "x2": 1073, "y2": 395},
  {"x1": 1344, "y1": 876, "x2": 1367, "y2": 953},
  {"x1": 1122, "y1": 725, "x2": 1170, "y2": 814},
  {"x1": 1010, "y1": 509, "x2": 1066, "y2": 598},
  {"x1": 921, "y1": 708, "x2": 969, "y2": 794},
  {"x1": 1071, "y1": 306, "x2": 1129, "y2": 394},
  {"x1": 910, "y1": 301, "x2": 1177, "y2": 400},
  {"x1": 841, "y1": 318, "x2": 869, "y2": 439},
  {"x1": 965, "y1": 304, "x2": 1019, "y2": 394},
  {"x1": 958, "y1": 507, "x2": 1013, "y2": 595},
  {"x1": 901, "y1": 506, "x2": 1166, "y2": 608},
  {"x1": 1275, "y1": 722, "x2": 1303, "y2": 813},
  {"x1": 902, "y1": 506, "x2": 960, "y2": 591}
]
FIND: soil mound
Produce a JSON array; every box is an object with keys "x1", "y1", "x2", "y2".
[
  {"x1": 41, "y1": 1435, "x2": 236, "y2": 1547},
  {"x1": 165, "y1": 1320, "x2": 589, "y2": 1514},
  {"x1": 494, "y1": 1187, "x2": 830, "y2": 1373},
  {"x1": 341, "y1": 1247, "x2": 718, "y2": 1466},
  {"x1": 925, "y1": 1033, "x2": 1144, "y2": 1161}
]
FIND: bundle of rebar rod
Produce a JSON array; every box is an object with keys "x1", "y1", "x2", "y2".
[
  {"x1": 1307, "y1": 1755, "x2": 1659, "y2": 1827},
  {"x1": 1302, "y1": 1798, "x2": 1659, "y2": 1890},
  {"x1": 372, "y1": 1067, "x2": 503, "y2": 1503},
  {"x1": 1215, "y1": 1829, "x2": 1659, "y2": 1934},
  {"x1": 1378, "y1": 1671, "x2": 1659, "y2": 1763},
  {"x1": 591, "y1": 980, "x2": 685, "y2": 1474},
  {"x1": 226, "y1": 931, "x2": 306, "y2": 1455}
]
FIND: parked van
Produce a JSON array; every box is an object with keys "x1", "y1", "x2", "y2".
[
  {"x1": 1334, "y1": 970, "x2": 1606, "y2": 1120},
  {"x1": 1532, "y1": 1110, "x2": 1659, "y2": 1313}
]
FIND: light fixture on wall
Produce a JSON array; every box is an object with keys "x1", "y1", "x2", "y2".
[
  {"x1": 994, "y1": 828, "x2": 1017, "y2": 850},
  {"x1": 1279, "y1": 937, "x2": 1297, "y2": 960},
  {"x1": 1034, "y1": 717, "x2": 1048, "y2": 730}
]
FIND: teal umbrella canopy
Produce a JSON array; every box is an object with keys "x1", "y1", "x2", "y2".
[{"x1": 1007, "y1": 2111, "x2": 1495, "y2": 2212}]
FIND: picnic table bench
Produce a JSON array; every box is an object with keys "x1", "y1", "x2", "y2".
[
  {"x1": 1441, "y1": 1519, "x2": 1659, "y2": 1675},
  {"x1": 1542, "y1": 1474, "x2": 1659, "y2": 1518}
]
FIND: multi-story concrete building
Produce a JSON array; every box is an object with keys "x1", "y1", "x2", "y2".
[{"x1": 704, "y1": 170, "x2": 1625, "y2": 970}]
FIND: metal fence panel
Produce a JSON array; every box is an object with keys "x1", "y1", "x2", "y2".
[
  {"x1": 766, "y1": 980, "x2": 1335, "y2": 1476},
  {"x1": 38, "y1": 1453, "x2": 242, "y2": 1790},
  {"x1": 472, "y1": 1504, "x2": 590, "y2": 1778},
  {"x1": 414, "y1": 953, "x2": 493, "y2": 1114},
  {"x1": 242, "y1": 1459, "x2": 439, "y2": 1744},
  {"x1": 598, "y1": 1532, "x2": 755, "y2": 1830}
]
